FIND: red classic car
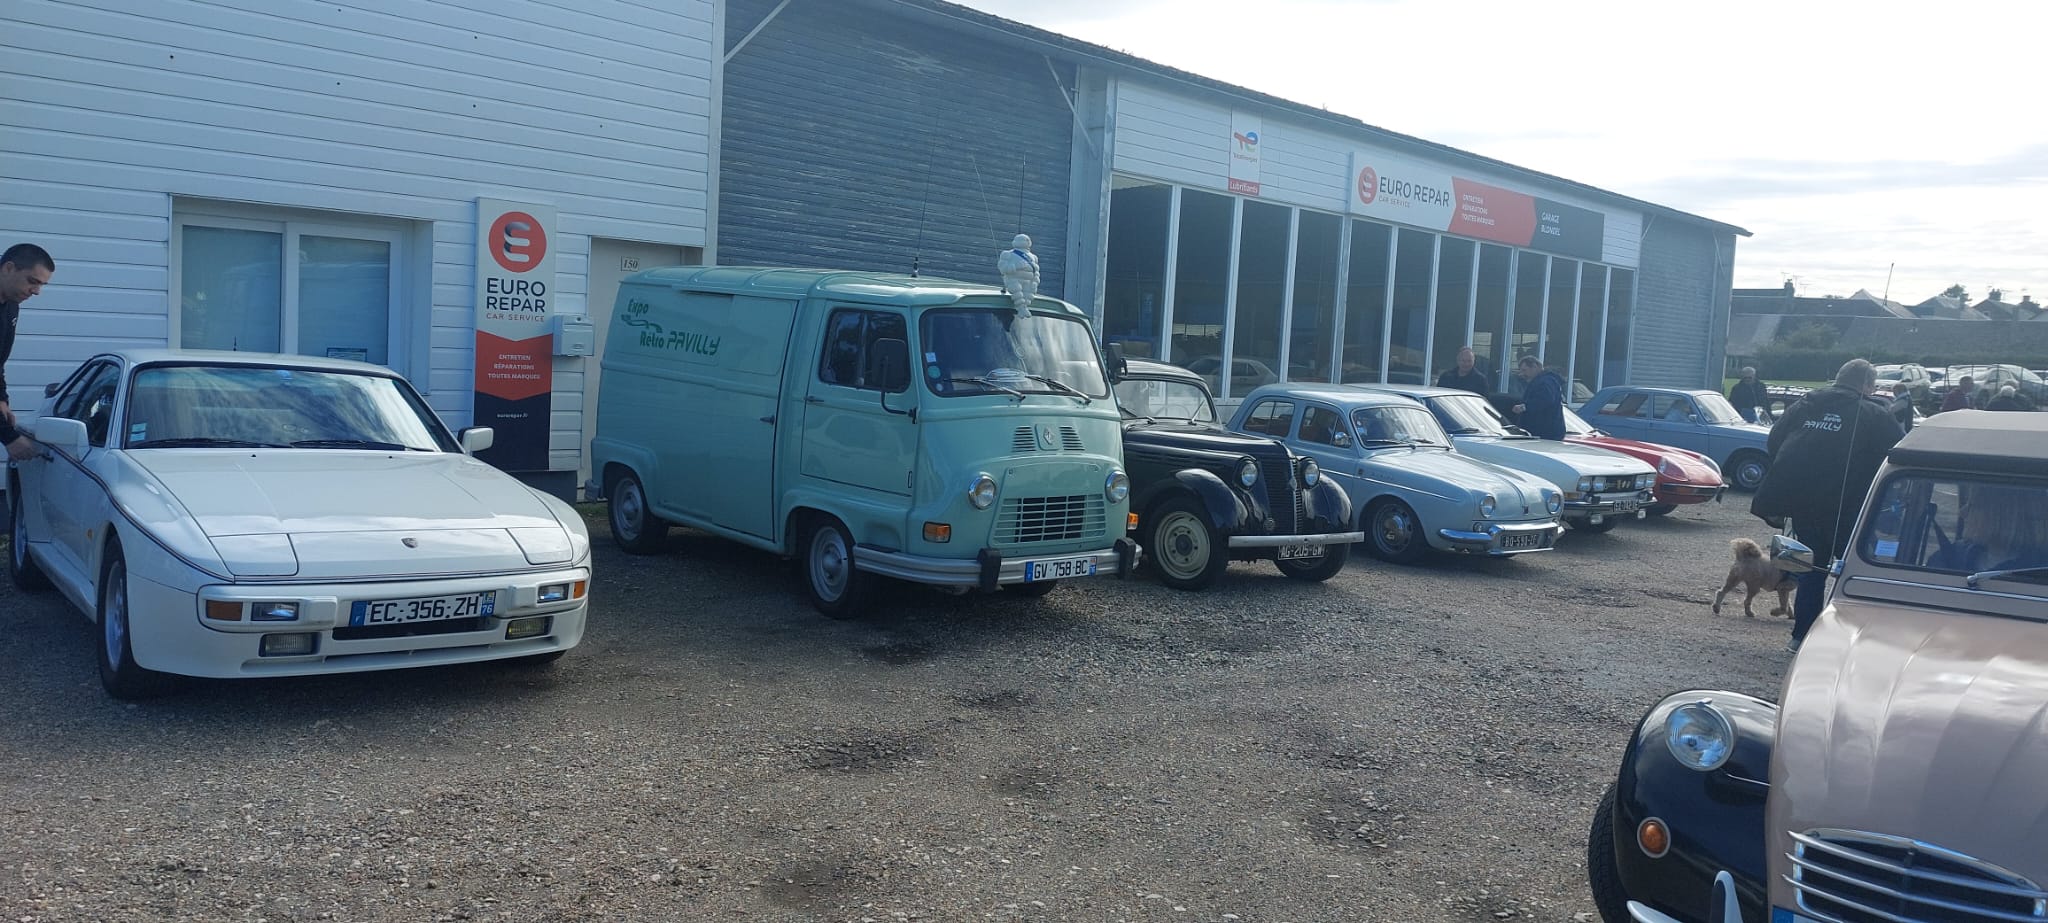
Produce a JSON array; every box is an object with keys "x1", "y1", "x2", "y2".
[{"x1": 1562, "y1": 408, "x2": 1725, "y2": 515}]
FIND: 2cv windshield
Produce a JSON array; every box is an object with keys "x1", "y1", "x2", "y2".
[
  {"x1": 1859, "y1": 474, "x2": 2048, "y2": 585},
  {"x1": 921, "y1": 308, "x2": 1110, "y2": 399}
]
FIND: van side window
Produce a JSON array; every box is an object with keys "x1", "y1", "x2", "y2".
[{"x1": 818, "y1": 309, "x2": 908, "y2": 392}]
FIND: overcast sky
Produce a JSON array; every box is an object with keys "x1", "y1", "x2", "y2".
[{"x1": 954, "y1": 0, "x2": 2045, "y2": 307}]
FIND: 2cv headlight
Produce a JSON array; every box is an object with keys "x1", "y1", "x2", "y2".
[
  {"x1": 968, "y1": 473, "x2": 999, "y2": 510},
  {"x1": 1238, "y1": 458, "x2": 1259, "y2": 488},
  {"x1": 1299, "y1": 456, "x2": 1321, "y2": 487},
  {"x1": 1106, "y1": 469, "x2": 1130, "y2": 503},
  {"x1": 1665, "y1": 700, "x2": 1735, "y2": 772}
]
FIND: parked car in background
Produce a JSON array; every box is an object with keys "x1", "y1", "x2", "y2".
[
  {"x1": 1230, "y1": 384, "x2": 1562, "y2": 563},
  {"x1": 7, "y1": 350, "x2": 592, "y2": 698},
  {"x1": 1577, "y1": 386, "x2": 1774, "y2": 491},
  {"x1": 1935, "y1": 363, "x2": 2048, "y2": 405},
  {"x1": 1586, "y1": 410, "x2": 2048, "y2": 923},
  {"x1": 1357, "y1": 385, "x2": 1654, "y2": 533},
  {"x1": 1181, "y1": 355, "x2": 1280, "y2": 396},
  {"x1": 1111, "y1": 359, "x2": 1358, "y2": 589},
  {"x1": 1561, "y1": 408, "x2": 1725, "y2": 516}
]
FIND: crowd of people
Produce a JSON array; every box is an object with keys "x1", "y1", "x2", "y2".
[{"x1": 1727, "y1": 364, "x2": 2039, "y2": 432}]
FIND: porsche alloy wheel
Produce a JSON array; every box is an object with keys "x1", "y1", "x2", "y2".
[
  {"x1": 7, "y1": 484, "x2": 50, "y2": 592},
  {"x1": 96, "y1": 539, "x2": 176, "y2": 700}
]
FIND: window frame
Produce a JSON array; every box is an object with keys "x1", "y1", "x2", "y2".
[
  {"x1": 1240, "y1": 398, "x2": 1297, "y2": 438},
  {"x1": 816, "y1": 307, "x2": 910, "y2": 394}
]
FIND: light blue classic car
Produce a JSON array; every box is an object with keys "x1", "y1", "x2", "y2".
[
  {"x1": 1228, "y1": 385, "x2": 1564, "y2": 563},
  {"x1": 1575, "y1": 386, "x2": 1774, "y2": 491}
]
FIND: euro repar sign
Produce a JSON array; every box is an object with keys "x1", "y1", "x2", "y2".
[{"x1": 473, "y1": 199, "x2": 559, "y2": 472}]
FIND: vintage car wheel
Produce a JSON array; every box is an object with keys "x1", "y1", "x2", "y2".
[
  {"x1": 1644, "y1": 503, "x2": 1678, "y2": 517},
  {"x1": 1146, "y1": 495, "x2": 1227, "y2": 591},
  {"x1": 1586, "y1": 785, "x2": 1631, "y2": 923},
  {"x1": 96, "y1": 539, "x2": 177, "y2": 700},
  {"x1": 803, "y1": 517, "x2": 874, "y2": 619},
  {"x1": 1274, "y1": 543, "x2": 1348, "y2": 581},
  {"x1": 1362, "y1": 499, "x2": 1428, "y2": 565},
  {"x1": 606, "y1": 468, "x2": 669, "y2": 554},
  {"x1": 7, "y1": 484, "x2": 51, "y2": 592},
  {"x1": 1002, "y1": 580, "x2": 1060, "y2": 598},
  {"x1": 1726, "y1": 451, "x2": 1768, "y2": 492}
]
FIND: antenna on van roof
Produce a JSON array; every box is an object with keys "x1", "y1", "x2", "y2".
[{"x1": 911, "y1": 149, "x2": 935, "y2": 278}]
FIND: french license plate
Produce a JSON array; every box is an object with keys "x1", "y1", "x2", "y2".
[
  {"x1": 349, "y1": 591, "x2": 496, "y2": 626},
  {"x1": 1612, "y1": 497, "x2": 1641, "y2": 512},
  {"x1": 1276, "y1": 542, "x2": 1325, "y2": 560},
  {"x1": 1502, "y1": 532, "x2": 1543, "y2": 550},
  {"x1": 1024, "y1": 556, "x2": 1097, "y2": 581}
]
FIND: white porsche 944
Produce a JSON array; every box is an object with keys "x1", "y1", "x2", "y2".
[{"x1": 5, "y1": 350, "x2": 591, "y2": 698}]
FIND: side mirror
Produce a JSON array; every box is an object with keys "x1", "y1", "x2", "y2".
[
  {"x1": 43, "y1": 382, "x2": 61, "y2": 399},
  {"x1": 1331, "y1": 431, "x2": 1352, "y2": 448},
  {"x1": 1768, "y1": 533, "x2": 1816, "y2": 573},
  {"x1": 30, "y1": 416, "x2": 88, "y2": 457},
  {"x1": 458, "y1": 426, "x2": 495, "y2": 455},
  {"x1": 869, "y1": 338, "x2": 911, "y2": 394},
  {"x1": 1104, "y1": 343, "x2": 1129, "y2": 383}
]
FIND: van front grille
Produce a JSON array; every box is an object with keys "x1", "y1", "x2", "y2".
[
  {"x1": 995, "y1": 495, "x2": 1106, "y2": 545},
  {"x1": 1059, "y1": 426, "x2": 1084, "y2": 451},
  {"x1": 1010, "y1": 425, "x2": 1086, "y2": 453},
  {"x1": 1789, "y1": 830, "x2": 2047, "y2": 923}
]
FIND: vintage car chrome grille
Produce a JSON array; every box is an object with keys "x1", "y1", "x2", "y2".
[
  {"x1": 1257, "y1": 456, "x2": 1301, "y2": 533},
  {"x1": 995, "y1": 495, "x2": 1106, "y2": 545},
  {"x1": 1788, "y1": 829, "x2": 2047, "y2": 923}
]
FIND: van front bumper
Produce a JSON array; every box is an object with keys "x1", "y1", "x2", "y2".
[{"x1": 855, "y1": 539, "x2": 1139, "y2": 590}]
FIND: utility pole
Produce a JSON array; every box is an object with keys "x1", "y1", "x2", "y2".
[{"x1": 1882, "y1": 262, "x2": 1895, "y2": 306}]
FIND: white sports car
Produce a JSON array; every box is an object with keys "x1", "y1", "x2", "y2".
[{"x1": 6, "y1": 350, "x2": 591, "y2": 698}]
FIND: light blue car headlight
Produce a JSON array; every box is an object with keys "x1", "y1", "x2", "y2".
[
  {"x1": 1666, "y1": 701, "x2": 1735, "y2": 772},
  {"x1": 1479, "y1": 493, "x2": 1497, "y2": 517},
  {"x1": 1545, "y1": 490, "x2": 1563, "y2": 515}
]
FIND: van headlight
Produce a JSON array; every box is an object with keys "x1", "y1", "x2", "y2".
[
  {"x1": 1299, "y1": 456, "x2": 1320, "y2": 487},
  {"x1": 1666, "y1": 701, "x2": 1734, "y2": 772},
  {"x1": 1238, "y1": 458, "x2": 1259, "y2": 488},
  {"x1": 1545, "y1": 490, "x2": 1563, "y2": 514},
  {"x1": 1106, "y1": 470, "x2": 1130, "y2": 503},
  {"x1": 1479, "y1": 493, "x2": 1497, "y2": 517},
  {"x1": 968, "y1": 473, "x2": 998, "y2": 510}
]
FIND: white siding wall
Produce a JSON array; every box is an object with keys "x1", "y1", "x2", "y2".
[
  {"x1": 0, "y1": 0, "x2": 715, "y2": 473},
  {"x1": 1111, "y1": 79, "x2": 1643, "y2": 267}
]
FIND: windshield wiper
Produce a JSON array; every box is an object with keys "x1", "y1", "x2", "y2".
[
  {"x1": 131, "y1": 437, "x2": 283, "y2": 449},
  {"x1": 1967, "y1": 566, "x2": 2048, "y2": 588},
  {"x1": 1446, "y1": 427, "x2": 1488, "y2": 435},
  {"x1": 948, "y1": 376, "x2": 1027, "y2": 399},
  {"x1": 290, "y1": 439, "x2": 417, "y2": 451},
  {"x1": 1018, "y1": 373, "x2": 1091, "y2": 404}
]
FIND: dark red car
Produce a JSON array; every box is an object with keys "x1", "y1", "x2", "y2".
[{"x1": 1562, "y1": 408, "x2": 1724, "y2": 515}]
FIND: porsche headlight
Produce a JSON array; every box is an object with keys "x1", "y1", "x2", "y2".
[
  {"x1": 1238, "y1": 458, "x2": 1259, "y2": 488},
  {"x1": 1299, "y1": 456, "x2": 1320, "y2": 487},
  {"x1": 968, "y1": 473, "x2": 999, "y2": 510},
  {"x1": 1106, "y1": 469, "x2": 1130, "y2": 503},
  {"x1": 1545, "y1": 490, "x2": 1563, "y2": 514},
  {"x1": 1577, "y1": 476, "x2": 1594, "y2": 494},
  {"x1": 1666, "y1": 701, "x2": 1735, "y2": 772},
  {"x1": 1479, "y1": 493, "x2": 1497, "y2": 517}
]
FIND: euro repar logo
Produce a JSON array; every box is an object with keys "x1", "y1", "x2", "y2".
[{"x1": 620, "y1": 299, "x2": 720, "y2": 357}]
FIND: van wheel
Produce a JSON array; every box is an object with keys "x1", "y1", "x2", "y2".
[
  {"x1": 8, "y1": 484, "x2": 51, "y2": 592},
  {"x1": 96, "y1": 539, "x2": 177, "y2": 700},
  {"x1": 1146, "y1": 495, "x2": 1226, "y2": 591},
  {"x1": 1363, "y1": 499, "x2": 1428, "y2": 565},
  {"x1": 1002, "y1": 580, "x2": 1059, "y2": 598},
  {"x1": 1586, "y1": 785, "x2": 1631, "y2": 923},
  {"x1": 804, "y1": 518, "x2": 874, "y2": 619},
  {"x1": 1275, "y1": 543, "x2": 1348, "y2": 581},
  {"x1": 1726, "y1": 452, "x2": 1768, "y2": 492},
  {"x1": 607, "y1": 469, "x2": 668, "y2": 554}
]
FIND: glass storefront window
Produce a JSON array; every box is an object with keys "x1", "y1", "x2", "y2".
[
  {"x1": 1545, "y1": 257, "x2": 1578, "y2": 383},
  {"x1": 1170, "y1": 189, "x2": 1234, "y2": 379},
  {"x1": 1509, "y1": 252, "x2": 1547, "y2": 399},
  {"x1": 1574, "y1": 263, "x2": 1608, "y2": 392},
  {"x1": 1231, "y1": 200, "x2": 1291, "y2": 397},
  {"x1": 1288, "y1": 210, "x2": 1342, "y2": 383},
  {"x1": 298, "y1": 235, "x2": 392, "y2": 365},
  {"x1": 1472, "y1": 244, "x2": 1512, "y2": 392},
  {"x1": 1432, "y1": 237, "x2": 1475, "y2": 387},
  {"x1": 177, "y1": 211, "x2": 408, "y2": 373},
  {"x1": 181, "y1": 226, "x2": 283, "y2": 353},
  {"x1": 1387, "y1": 229, "x2": 1434, "y2": 385},
  {"x1": 1605, "y1": 269, "x2": 1635, "y2": 387},
  {"x1": 1102, "y1": 181, "x2": 1172, "y2": 360},
  {"x1": 1341, "y1": 221, "x2": 1391, "y2": 383}
]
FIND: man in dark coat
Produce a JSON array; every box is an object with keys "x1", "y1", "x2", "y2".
[
  {"x1": 1886, "y1": 381, "x2": 1916, "y2": 432},
  {"x1": 1750, "y1": 358, "x2": 1904, "y2": 651},
  {"x1": 1939, "y1": 375, "x2": 1974, "y2": 413},
  {"x1": 1727, "y1": 366, "x2": 1768, "y2": 423},
  {"x1": 1, "y1": 243, "x2": 57, "y2": 462},
  {"x1": 1509, "y1": 356, "x2": 1566, "y2": 440},
  {"x1": 1435, "y1": 346, "x2": 1492, "y2": 395}
]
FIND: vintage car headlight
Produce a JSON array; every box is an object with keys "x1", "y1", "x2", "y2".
[
  {"x1": 1593, "y1": 477, "x2": 1609, "y2": 492},
  {"x1": 1105, "y1": 469, "x2": 1130, "y2": 503},
  {"x1": 1299, "y1": 456, "x2": 1320, "y2": 487},
  {"x1": 1658, "y1": 458, "x2": 1682, "y2": 478},
  {"x1": 1238, "y1": 458, "x2": 1259, "y2": 488},
  {"x1": 968, "y1": 473, "x2": 999, "y2": 510},
  {"x1": 1577, "y1": 476, "x2": 1594, "y2": 494},
  {"x1": 1665, "y1": 701, "x2": 1735, "y2": 772},
  {"x1": 1479, "y1": 493, "x2": 1497, "y2": 517},
  {"x1": 1545, "y1": 490, "x2": 1563, "y2": 514}
]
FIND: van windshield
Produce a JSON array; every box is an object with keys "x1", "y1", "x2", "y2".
[{"x1": 920, "y1": 308, "x2": 1110, "y2": 399}]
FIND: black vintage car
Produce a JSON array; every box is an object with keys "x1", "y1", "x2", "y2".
[{"x1": 1110, "y1": 358, "x2": 1359, "y2": 590}]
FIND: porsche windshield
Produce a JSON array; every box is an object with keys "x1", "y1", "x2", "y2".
[
  {"x1": 1429, "y1": 393, "x2": 1512, "y2": 437},
  {"x1": 124, "y1": 364, "x2": 456, "y2": 451},
  {"x1": 920, "y1": 308, "x2": 1109, "y2": 399},
  {"x1": 1114, "y1": 377, "x2": 1215, "y2": 422}
]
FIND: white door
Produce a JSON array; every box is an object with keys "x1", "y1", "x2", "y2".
[{"x1": 581, "y1": 239, "x2": 699, "y2": 499}]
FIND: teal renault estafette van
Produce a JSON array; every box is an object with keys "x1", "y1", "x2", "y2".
[{"x1": 591, "y1": 267, "x2": 1137, "y2": 616}]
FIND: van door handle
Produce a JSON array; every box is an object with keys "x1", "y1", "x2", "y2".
[
  {"x1": 805, "y1": 396, "x2": 824, "y2": 405},
  {"x1": 759, "y1": 414, "x2": 775, "y2": 424}
]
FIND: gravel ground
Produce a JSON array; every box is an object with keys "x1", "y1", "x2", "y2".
[{"x1": 1, "y1": 498, "x2": 1796, "y2": 922}]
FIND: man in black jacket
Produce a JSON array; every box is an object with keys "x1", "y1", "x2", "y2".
[
  {"x1": 1727, "y1": 367, "x2": 1768, "y2": 423},
  {"x1": 1510, "y1": 356, "x2": 1566, "y2": 440},
  {"x1": 1435, "y1": 346, "x2": 1492, "y2": 395},
  {"x1": 1750, "y1": 358, "x2": 1903, "y2": 651},
  {"x1": 1, "y1": 243, "x2": 56, "y2": 462}
]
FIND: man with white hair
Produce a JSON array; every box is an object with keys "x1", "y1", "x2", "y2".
[{"x1": 1727, "y1": 366, "x2": 1768, "y2": 424}]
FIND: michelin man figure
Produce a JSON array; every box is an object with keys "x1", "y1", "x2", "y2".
[{"x1": 997, "y1": 234, "x2": 1040, "y2": 308}]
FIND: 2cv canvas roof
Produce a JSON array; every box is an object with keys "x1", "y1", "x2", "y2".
[
  {"x1": 1888, "y1": 410, "x2": 2048, "y2": 478},
  {"x1": 622, "y1": 266, "x2": 1088, "y2": 317}
]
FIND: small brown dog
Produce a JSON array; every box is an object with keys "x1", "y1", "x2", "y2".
[{"x1": 1713, "y1": 538, "x2": 1798, "y2": 618}]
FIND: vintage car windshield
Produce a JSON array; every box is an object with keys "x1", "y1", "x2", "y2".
[
  {"x1": 1114, "y1": 377, "x2": 1215, "y2": 422},
  {"x1": 1562, "y1": 408, "x2": 1597, "y2": 436},
  {"x1": 1691, "y1": 392, "x2": 1748, "y2": 424},
  {"x1": 123, "y1": 364, "x2": 456, "y2": 451},
  {"x1": 920, "y1": 308, "x2": 1110, "y2": 399},
  {"x1": 1352, "y1": 405, "x2": 1449, "y2": 446},
  {"x1": 1859, "y1": 473, "x2": 2048, "y2": 586},
  {"x1": 1428, "y1": 393, "x2": 1512, "y2": 437}
]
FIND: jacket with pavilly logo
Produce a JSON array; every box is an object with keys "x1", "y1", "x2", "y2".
[{"x1": 1750, "y1": 384, "x2": 1903, "y2": 560}]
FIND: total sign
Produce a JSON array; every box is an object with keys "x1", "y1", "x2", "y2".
[
  {"x1": 1350, "y1": 151, "x2": 1606, "y2": 262},
  {"x1": 473, "y1": 198, "x2": 557, "y2": 471}
]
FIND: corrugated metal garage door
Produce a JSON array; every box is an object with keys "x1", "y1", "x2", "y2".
[{"x1": 1631, "y1": 220, "x2": 1729, "y2": 388}]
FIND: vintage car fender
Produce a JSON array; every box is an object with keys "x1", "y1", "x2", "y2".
[
  {"x1": 1600, "y1": 690, "x2": 1775, "y2": 923},
  {"x1": 1162, "y1": 467, "x2": 1255, "y2": 535},
  {"x1": 1303, "y1": 478, "x2": 1351, "y2": 532}
]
